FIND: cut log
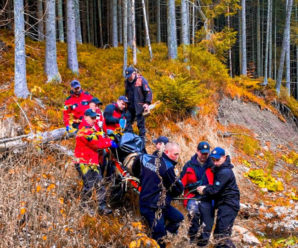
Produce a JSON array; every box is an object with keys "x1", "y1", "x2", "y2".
[{"x1": 0, "y1": 128, "x2": 75, "y2": 152}]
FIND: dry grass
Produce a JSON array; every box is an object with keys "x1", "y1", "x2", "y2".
[{"x1": 0, "y1": 146, "x2": 150, "y2": 247}]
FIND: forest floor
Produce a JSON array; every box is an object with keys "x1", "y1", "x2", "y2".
[{"x1": 0, "y1": 30, "x2": 297, "y2": 247}]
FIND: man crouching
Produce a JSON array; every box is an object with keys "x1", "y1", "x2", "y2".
[
  {"x1": 139, "y1": 142, "x2": 184, "y2": 248},
  {"x1": 75, "y1": 109, "x2": 117, "y2": 215}
]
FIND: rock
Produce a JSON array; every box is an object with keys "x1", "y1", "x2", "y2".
[{"x1": 233, "y1": 225, "x2": 261, "y2": 246}]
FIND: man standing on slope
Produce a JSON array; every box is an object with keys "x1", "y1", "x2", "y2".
[{"x1": 124, "y1": 67, "x2": 152, "y2": 145}]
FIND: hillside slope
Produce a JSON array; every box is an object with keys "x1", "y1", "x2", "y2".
[{"x1": 0, "y1": 30, "x2": 297, "y2": 247}]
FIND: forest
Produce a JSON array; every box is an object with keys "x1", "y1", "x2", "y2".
[{"x1": 0, "y1": 0, "x2": 297, "y2": 247}]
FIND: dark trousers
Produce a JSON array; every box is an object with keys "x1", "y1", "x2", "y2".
[
  {"x1": 125, "y1": 109, "x2": 146, "y2": 138},
  {"x1": 140, "y1": 205, "x2": 184, "y2": 248},
  {"x1": 213, "y1": 204, "x2": 239, "y2": 248},
  {"x1": 187, "y1": 200, "x2": 214, "y2": 246},
  {"x1": 81, "y1": 165, "x2": 107, "y2": 209}
]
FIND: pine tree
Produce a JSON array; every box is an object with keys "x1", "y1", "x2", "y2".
[
  {"x1": 67, "y1": 0, "x2": 79, "y2": 74},
  {"x1": 141, "y1": 0, "x2": 153, "y2": 60},
  {"x1": 37, "y1": 0, "x2": 44, "y2": 41},
  {"x1": 276, "y1": 0, "x2": 293, "y2": 94},
  {"x1": 167, "y1": 0, "x2": 177, "y2": 59},
  {"x1": 14, "y1": 0, "x2": 29, "y2": 98},
  {"x1": 123, "y1": 0, "x2": 128, "y2": 76},
  {"x1": 74, "y1": 0, "x2": 82, "y2": 44},
  {"x1": 57, "y1": 0, "x2": 64, "y2": 42},
  {"x1": 241, "y1": 0, "x2": 247, "y2": 75},
  {"x1": 45, "y1": 0, "x2": 61, "y2": 82},
  {"x1": 112, "y1": 0, "x2": 118, "y2": 47}
]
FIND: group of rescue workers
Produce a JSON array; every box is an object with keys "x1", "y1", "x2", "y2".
[{"x1": 63, "y1": 66, "x2": 240, "y2": 248}]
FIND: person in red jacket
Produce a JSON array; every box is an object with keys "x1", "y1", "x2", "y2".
[
  {"x1": 63, "y1": 80, "x2": 93, "y2": 132},
  {"x1": 75, "y1": 109, "x2": 117, "y2": 215},
  {"x1": 89, "y1": 97, "x2": 107, "y2": 134},
  {"x1": 103, "y1": 96, "x2": 128, "y2": 132},
  {"x1": 180, "y1": 141, "x2": 214, "y2": 246}
]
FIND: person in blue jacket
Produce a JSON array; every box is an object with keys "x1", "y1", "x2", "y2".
[
  {"x1": 197, "y1": 147, "x2": 240, "y2": 248},
  {"x1": 139, "y1": 142, "x2": 184, "y2": 248},
  {"x1": 124, "y1": 67, "x2": 152, "y2": 144}
]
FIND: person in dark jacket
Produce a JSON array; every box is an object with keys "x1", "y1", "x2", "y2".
[
  {"x1": 180, "y1": 141, "x2": 214, "y2": 245},
  {"x1": 152, "y1": 136, "x2": 169, "y2": 156},
  {"x1": 124, "y1": 67, "x2": 152, "y2": 143},
  {"x1": 197, "y1": 147, "x2": 240, "y2": 248},
  {"x1": 139, "y1": 142, "x2": 184, "y2": 248},
  {"x1": 104, "y1": 96, "x2": 128, "y2": 131}
]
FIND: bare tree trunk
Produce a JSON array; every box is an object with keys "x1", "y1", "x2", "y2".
[
  {"x1": 118, "y1": 0, "x2": 123, "y2": 44},
  {"x1": 285, "y1": 0, "x2": 291, "y2": 95},
  {"x1": 276, "y1": 0, "x2": 293, "y2": 94},
  {"x1": 269, "y1": 0, "x2": 273, "y2": 78},
  {"x1": 227, "y1": 6, "x2": 233, "y2": 77},
  {"x1": 14, "y1": 0, "x2": 29, "y2": 98},
  {"x1": 274, "y1": 0, "x2": 277, "y2": 79},
  {"x1": 37, "y1": 0, "x2": 44, "y2": 41},
  {"x1": 192, "y1": 2, "x2": 195, "y2": 44},
  {"x1": 57, "y1": 0, "x2": 64, "y2": 42},
  {"x1": 239, "y1": 10, "x2": 242, "y2": 73},
  {"x1": 98, "y1": 0, "x2": 103, "y2": 47},
  {"x1": 74, "y1": 0, "x2": 82, "y2": 44},
  {"x1": 168, "y1": 0, "x2": 177, "y2": 59},
  {"x1": 257, "y1": 0, "x2": 261, "y2": 77},
  {"x1": 86, "y1": 0, "x2": 90, "y2": 43},
  {"x1": 123, "y1": 0, "x2": 128, "y2": 76},
  {"x1": 93, "y1": 3, "x2": 98, "y2": 46},
  {"x1": 7, "y1": 0, "x2": 13, "y2": 30},
  {"x1": 181, "y1": 0, "x2": 189, "y2": 45},
  {"x1": 263, "y1": 0, "x2": 272, "y2": 85},
  {"x1": 127, "y1": 0, "x2": 132, "y2": 46},
  {"x1": 67, "y1": 0, "x2": 79, "y2": 74},
  {"x1": 241, "y1": 0, "x2": 247, "y2": 76},
  {"x1": 112, "y1": 0, "x2": 118, "y2": 47},
  {"x1": 131, "y1": 0, "x2": 137, "y2": 65},
  {"x1": 296, "y1": 5, "x2": 298, "y2": 99},
  {"x1": 141, "y1": 0, "x2": 153, "y2": 60},
  {"x1": 156, "y1": 0, "x2": 161, "y2": 43},
  {"x1": 45, "y1": 0, "x2": 61, "y2": 83},
  {"x1": 89, "y1": 0, "x2": 94, "y2": 45}
]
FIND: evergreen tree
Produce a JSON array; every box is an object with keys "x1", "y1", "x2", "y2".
[
  {"x1": 14, "y1": 0, "x2": 29, "y2": 98},
  {"x1": 45, "y1": 0, "x2": 61, "y2": 82},
  {"x1": 167, "y1": 0, "x2": 177, "y2": 59},
  {"x1": 67, "y1": 0, "x2": 79, "y2": 74}
]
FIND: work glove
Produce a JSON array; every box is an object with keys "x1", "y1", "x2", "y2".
[
  {"x1": 110, "y1": 140, "x2": 118, "y2": 149},
  {"x1": 66, "y1": 125, "x2": 71, "y2": 132},
  {"x1": 119, "y1": 118, "x2": 126, "y2": 130},
  {"x1": 107, "y1": 129, "x2": 114, "y2": 136}
]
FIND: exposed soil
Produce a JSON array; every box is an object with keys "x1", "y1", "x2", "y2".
[{"x1": 218, "y1": 97, "x2": 298, "y2": 150}]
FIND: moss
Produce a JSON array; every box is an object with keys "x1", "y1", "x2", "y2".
[
  {"x1": 263, "y1": 151, "x2": 276, "y2": 172},
  {"x1": 233, "y1": 134, "x2": 260, "y2": 156},
  {"x1": 281, "y1": 150, "x2": 298, "y2": 166},
  {"x1": 247, "y1": 169, "x2": 284, "y2": 192}
]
